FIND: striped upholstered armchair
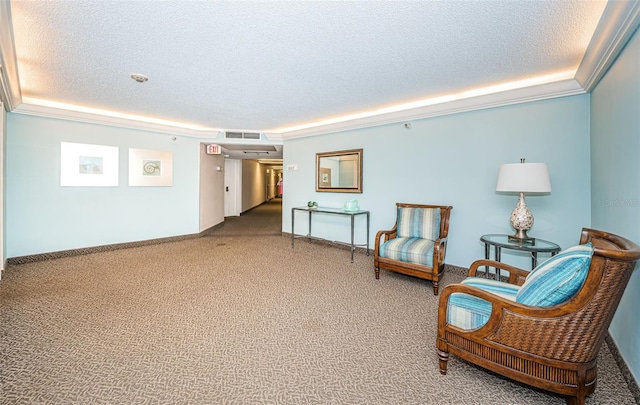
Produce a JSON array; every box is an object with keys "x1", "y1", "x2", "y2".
[
  {"x1": 374, "y1": 203, "x2": 453, "y2": 295},
  {"x1": 437, "y1": 228, "x2": 640, "y2": 405}
]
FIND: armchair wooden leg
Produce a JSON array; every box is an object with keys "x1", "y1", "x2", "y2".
[
  {"x1": 432, "y1": 280, "x2": 439, "y2": 295},
  {"x1": 566, "y1": 395, "x2": 585, "y2": 405},
  {"x1": 375, "y1": 266, "x2": 380, "y2": 279},
  {"x1": 437, "y1": 348, "x2": 449, "y2": 375}
]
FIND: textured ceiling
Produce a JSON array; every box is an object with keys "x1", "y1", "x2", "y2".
[{"x1": 8, "y1": 0, "x2": 608, "y2": 134}]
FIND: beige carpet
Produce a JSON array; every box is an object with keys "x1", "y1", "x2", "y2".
[{"x1": 1, "y1": 199, "x2": 636, "y2": 404}]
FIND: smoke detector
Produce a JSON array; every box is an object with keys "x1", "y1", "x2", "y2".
[{"x1": 130, "y1": 73, "x2": 148, "y2": 83}]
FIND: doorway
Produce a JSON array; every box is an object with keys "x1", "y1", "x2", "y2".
[{"x1": 224, "y1": 159, "x2": 242, "y2": 217}]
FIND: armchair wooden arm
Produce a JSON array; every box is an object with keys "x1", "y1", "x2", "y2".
[
  {"x1": 433, "y1": 236, "x2": 448, "y2": 272},
  {"x1": 373, "y1": 228, "x2": 397, "y2": 256},
  {"x1": 467, "y1": 259, "x2": 529, "y2": 286}
]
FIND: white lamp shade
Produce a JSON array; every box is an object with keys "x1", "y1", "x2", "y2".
[{"x1": 496, "y1": 162, "x2": 551, "y2": 193}]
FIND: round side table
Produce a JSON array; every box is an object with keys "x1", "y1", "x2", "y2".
[{"x1": 480, "y1": 234, "x2": 561, "y2": 276}]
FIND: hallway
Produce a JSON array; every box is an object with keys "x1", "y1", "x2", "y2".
[{"x1": 206, "y1": 198, "x2": 282, "y2": 237}]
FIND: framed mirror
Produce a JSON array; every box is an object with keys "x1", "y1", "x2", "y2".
[{"x1": 316, "y1": 148, "x2": 363, "y2": 193}]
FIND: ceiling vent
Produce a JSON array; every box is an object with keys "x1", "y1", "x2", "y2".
[{"x1": 225, "y1": 131, "x2": 261, "y2": 140}]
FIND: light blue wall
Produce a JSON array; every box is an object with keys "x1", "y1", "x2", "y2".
[
  {"x1": 1, "y1": 104, "x2": 5, "y2": 269},
  {"x1": 283, "y1": 95, "x2": 591, "y2": 269},
  {"x1": 591, "y1": 28, "x2": 640, "y2": 383},
  {"x1": 6, "y1": 114, "x2": 202, "y2": 257}
]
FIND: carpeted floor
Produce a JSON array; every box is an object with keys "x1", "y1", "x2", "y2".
[{"x1": 0, "y1": 199, "x2": 637, "y2": 404}]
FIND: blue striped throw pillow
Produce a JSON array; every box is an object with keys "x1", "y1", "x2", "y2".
[
  {"x1": 516, "y1": 243, "x2": 593, "y2": 307},
  {"x1": 396, "y1": 207, "x2": 440, "y2": 240}
]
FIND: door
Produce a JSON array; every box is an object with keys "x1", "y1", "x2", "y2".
[{"x1": 224, "y1": 159, "x2": 242, "y2": 217}]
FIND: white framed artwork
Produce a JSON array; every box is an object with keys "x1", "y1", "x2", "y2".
[
  {"x1": 129, "y1": 148, "x2": 173, "y2": 186},
  {"x1": 60, "y1": 142, "x2": 119, "y2": 187}
]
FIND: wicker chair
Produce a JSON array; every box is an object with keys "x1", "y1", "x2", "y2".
[
  {"x1": 437, "y1": 228, "x2": 640, "y2": 405},
  {"x1": 374, "y1": 203, "x2": 453, "y2": 295}
]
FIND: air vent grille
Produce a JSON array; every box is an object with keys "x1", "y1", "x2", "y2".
[{"x1": 225, "y1": 131, "x2": 261, "y2": 140}]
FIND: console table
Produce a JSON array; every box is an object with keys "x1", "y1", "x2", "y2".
[{"x1": 291, "y1": 206, "x2": 370, "y2": 262}]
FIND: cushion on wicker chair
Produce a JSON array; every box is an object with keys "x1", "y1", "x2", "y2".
[
  {"x1": 378, "y1": 237, "x2": 435, "y2": 266},
  {"x1": 447, "y1": 243, "x2": 593, "y2": 330},
  {"x1": 516, "y1": 243, "x2": 593, "y2": 307},
  {"x1": 447, "y1": 278, "x2": 519, "y2": 330},
  {"x1": 396, "y1": 207, "x2": 440, "y2": 239}
]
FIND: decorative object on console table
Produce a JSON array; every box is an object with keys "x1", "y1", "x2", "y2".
[
  {"x1": 496, "y1": 158, "x2": 551, "y2": 245},
  {"x1": 343, "y1": 199, "x2": 360, "y2": 212}
]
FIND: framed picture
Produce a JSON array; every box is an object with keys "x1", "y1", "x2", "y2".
[
  {"x1": 129, "y1": 148, "x2": 173, "y2": 186},
  {"x1": 320, "y1": 168, "x2": 331, "y2": 186},
  {"x1": 60, "y1": 142, "x2": 119, "y2": 186}
]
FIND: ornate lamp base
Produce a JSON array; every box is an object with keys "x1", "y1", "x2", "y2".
[
  {"x1": 508, "y1": 231, "x2": 536, "y2": 245},
  {"x1": 509, "y1": 192, "x2": 536, "y2": 245}
]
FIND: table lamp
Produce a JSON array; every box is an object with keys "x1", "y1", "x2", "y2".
[{"x1": 496, "y1": 158, "x2": 551, "y2": 244}]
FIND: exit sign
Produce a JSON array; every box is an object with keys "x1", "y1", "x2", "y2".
[{"x1": 206, "y1": 144, "x2": 221, "y2": 154}]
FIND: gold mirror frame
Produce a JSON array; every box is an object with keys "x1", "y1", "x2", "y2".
[{"x1": 316, "y1": 149, "x2": 363, "y2": 193}]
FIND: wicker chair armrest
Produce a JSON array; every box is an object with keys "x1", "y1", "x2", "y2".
[
  {"x1": 438, "y1": 282, "x2": 578, "y2": 339},
  {"x1": 468, "y1": 259, "x2": 528, "y2": 285},
  {"x1": 439, "y1": 283, "x2": 521, "y2": 311}
]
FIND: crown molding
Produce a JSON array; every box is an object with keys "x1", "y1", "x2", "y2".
[
  {"x1": 0, "y1": 0, "x2": 22, "y2": 111},
  {"x1": 12, "y1": 102, "x2": 226, "y2": 138},
  {"x1": 575, "y1": 0, "x2": 640, "y2": 92},
  {"x1": 11, "y1": 101, "x2": 286, "y2": 141},
  {"x1": 281, "y1": 79, "x2": 585, "y2": 140},
  {"x1": 12, "y1": 79, "x2": 584, "y2": 141}
]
